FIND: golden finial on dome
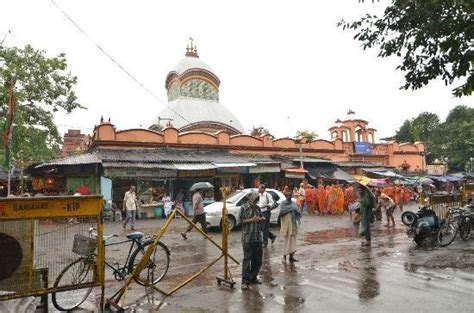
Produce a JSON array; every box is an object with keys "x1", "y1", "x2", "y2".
[{"x1": 185, "y1": 37, "x2": 199, "y2": 58}]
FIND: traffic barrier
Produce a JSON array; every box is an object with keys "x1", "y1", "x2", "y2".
[
  {"x1": 107, "y1": 188, "x2": 238, "y2": 310},
  {"x1": 0, "y1": 196, "x2": 104, "y2": 309}
]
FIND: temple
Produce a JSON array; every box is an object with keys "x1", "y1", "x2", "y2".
[
  {"x1": 90, "y1": 42, "x2": 425, "y2": 172},
  {"x1": 31, "y1": 42, "x2": 426, "y2": 208}
]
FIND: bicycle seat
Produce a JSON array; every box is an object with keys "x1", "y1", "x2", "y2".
[{"x1": 126, "y1": 231, "x2": 144, "y2": 241}]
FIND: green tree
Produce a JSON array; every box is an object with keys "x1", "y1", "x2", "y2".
[
  {"x1": 410, "y1": 112, "x2": 441, "y2": 141},
  {"x1": 394, "y1": 119, "x2": 413, "y2": 142},
  {"x1": 395, "y1": 112, "x2": 440, "y2": 142},
  {"x1": 296, "y1": 130, "x2": 318, "y2": 142},
  {"x1": 435, "y1": 105, "x2": 474, "y2": 171},
  {"x1": 0, "y1": 44, "x2": 83, "y2": 168},
  {"x1": 394, "y1": 106, "x2": 473, "y2": 172},
  {"x1": 339, "y1": 1, "x2": 473, "y2": 97}
]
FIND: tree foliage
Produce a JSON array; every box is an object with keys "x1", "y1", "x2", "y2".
[
  {"x1": 296, "y1": 130, "x2": 318, "y2": 142},
  {"x1": 250, "y1": 126, "x2": 270, "y2": 137},
  {"x1": 339, "y1": 0, "x2": 474, "y2": 97},
  {"x1": 395, "y1": 105, "x2": 474, "y2": 171},
  {"x1": 0, "y1": 44, "x2": 83, "y2": 167}
]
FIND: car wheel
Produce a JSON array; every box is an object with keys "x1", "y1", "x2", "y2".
[{"x1": 222, "y1": 215, "x2": 237, "y2": 232}]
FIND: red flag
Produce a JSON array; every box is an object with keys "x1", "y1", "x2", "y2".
[{"x1": 3, "y1": 83, "x2": 14, "y2": 148}]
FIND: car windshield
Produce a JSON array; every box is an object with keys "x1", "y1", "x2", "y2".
[{"x1": 226, "y1": 191, "x2": 246, "y2": 203}]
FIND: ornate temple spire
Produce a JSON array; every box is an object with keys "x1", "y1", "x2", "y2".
[{"x1": 185, "y1": 37, "x2": 199, "y2": 58}]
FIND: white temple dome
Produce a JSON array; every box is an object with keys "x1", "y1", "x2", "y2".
[{"x1": 151, "y1": 40, "x2": 244, "y2": 135}]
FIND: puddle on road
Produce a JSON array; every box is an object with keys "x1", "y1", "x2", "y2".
[
  {"x1": 303, "y1": 226, "x2": 405, "y2": 245},
  {"x1": 273, "y1": 294, "x2": 305, "y2": 307}
]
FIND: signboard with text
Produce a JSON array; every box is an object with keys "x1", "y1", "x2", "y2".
[
  {"x1": 354, "y1": 142, "x2": 372, "y2": 154},
  {"x1": 0, "y1": 196, "x2": 102, "y2": 219}
]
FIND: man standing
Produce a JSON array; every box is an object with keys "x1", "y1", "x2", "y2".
[
  {"x1": 181, "y1": 189, "x2": 207, "y2": 239},
  {"x1": 358, "y1": 185, "x2": 376, "y2": 246},
  {"x1": 123, "y1": 186, "x2": 138, "y2": 231},
  {"x1": 279, "y1": 190, "x2": 301, "y2": 263},
  {"x1": 240, "y1": 190, "x2": 265, "y2": 290},
  {"x1": 258, "y1": 184, "x2": 276, "y2": 248}
]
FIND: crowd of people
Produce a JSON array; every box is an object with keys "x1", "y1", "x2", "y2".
[{"x1": 292, "y1": 180, "x2": 416, "y2": 216}]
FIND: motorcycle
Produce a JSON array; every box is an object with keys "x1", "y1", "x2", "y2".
[{"x1": 401, "y1": 204, "x2": 442, "y2": 246}]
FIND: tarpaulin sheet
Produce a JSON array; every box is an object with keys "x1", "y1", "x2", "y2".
[
  {"x1": 306, "y1": 164, "x2": 355, "y2": 183},
  {"x1": 427, "y1": 175, "x2": 465, "y2": 183}
]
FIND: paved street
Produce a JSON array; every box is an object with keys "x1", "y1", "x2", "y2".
[{"x1": 67, "y1": 204, "x2": 474, "y2": 312}]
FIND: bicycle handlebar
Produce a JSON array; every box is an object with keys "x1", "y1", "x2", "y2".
[{"x1": 88, "y1": 226, "x2": 118, "y2": 241}]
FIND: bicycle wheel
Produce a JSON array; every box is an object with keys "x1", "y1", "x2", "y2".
[
  {"x1": 128, "y1": 241, "x2": 170, "y2": 286},
  {"x1": 437, "y1": 222, "x2": 458, "y2": 247},
  {"x1": 52, "y1": 257, "x2": 95, "y2": 311},
  {"x1": 459, "y1": 218, "x2": 472, "y2": 241}
]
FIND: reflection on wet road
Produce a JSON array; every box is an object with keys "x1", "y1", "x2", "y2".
[{"x1": 78, "y1": 206, "x2": 474, "y2": 312}]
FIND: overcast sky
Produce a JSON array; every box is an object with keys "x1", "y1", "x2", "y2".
[{"x1": 1, "y1": 0, "x2": 471, "y2": 141}]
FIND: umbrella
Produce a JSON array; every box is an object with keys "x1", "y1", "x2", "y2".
[
  {"x1": 418, "y1": 177, "x2": 434, "y2": 185},
  {"x1": 190, "y1": 182, "x2": 214, "y2": 191}
]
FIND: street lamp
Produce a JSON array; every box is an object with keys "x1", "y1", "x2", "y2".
[{"x1": 293, "y1": 137, "x2": 306, "y2": 169}]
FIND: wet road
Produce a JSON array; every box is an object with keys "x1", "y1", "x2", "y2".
[{"x1": 79, "y1": 204, "x2": 474, "y2": 312}]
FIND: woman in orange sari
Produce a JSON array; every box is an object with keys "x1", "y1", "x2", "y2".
[
  {"x1": 327, "y1": 185, "x2": 338, "y2": 215},
  {"x1": 305, "y1": 185, "x2": 315, "y2": 214},
  {"x1": 344, "y1": 185, "x2": 356, "y2": 210},
  {"x1": 394, "y1": 184, "x2": 404, "y2": 211},
  {"x1": 312, "y1": 187, "x2": 319, "y2": 214},
  {"x1": 403, "y1": 186, "x2": 412, "y2": 204},
  {"x1": 318, "y1": 185, "x2": 328, "y2": 215},
  {"x1": 335, "y1": 185, "x2": 345, "y2": 214}
]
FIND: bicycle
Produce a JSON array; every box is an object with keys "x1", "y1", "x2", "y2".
[
  {"x1": 52, "y1": 227, "x2": 170, "y2": 311},
  {"x1": 437, "y1": 207, "x2": 472, "y2": 247}
]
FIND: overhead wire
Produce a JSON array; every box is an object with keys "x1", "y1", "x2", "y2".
[{"x1": 49, "y1": 0, "x2": 192, "y2": 126}]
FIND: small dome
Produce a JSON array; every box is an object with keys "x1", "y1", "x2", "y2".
[{"x1": 172, "y1": 56, "x2": 216, "y2": 76}]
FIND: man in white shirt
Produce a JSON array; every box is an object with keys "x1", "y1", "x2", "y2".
[
  {"x1": 123, "y1": 186, "x2": 138, "y2": 230},
  {"x1": 258, "y1": 184, "x2": 277, "y2": 247}
]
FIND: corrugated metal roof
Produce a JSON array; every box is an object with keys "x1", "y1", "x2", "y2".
[
  {"x1": 35, "y1": 153, "x2": 102, "y2": 168},
  {"x1": 102, "y1": 162, "x2": 176, "y2": 169},
  {"x1": 292, "y1": 158, "x2": 333, "y2": 163},
  {"x1": 213, "y1": 162, "x2": 257, "y2": 168},
  {"x1": 336, "y1": 162, "x2": 388, "y2": 168},
  {"x1": 96, "y1": 149, "x2": 276, "y2": 164},
  {"x1": 172, "y1": 162, "x2": 216, "y2": 170}
]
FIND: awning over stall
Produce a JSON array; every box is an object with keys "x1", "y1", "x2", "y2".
[
  {"x1": 306, "y1": 163, "x2": 355, "y2": 183},
  {"x1": 283, "y1": 168, "x2": 307, "y2": 179}
]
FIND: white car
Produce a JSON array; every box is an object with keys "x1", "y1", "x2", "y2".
[{"x1": 204, "y1": 188, "x2": 291, "y2": 231}]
